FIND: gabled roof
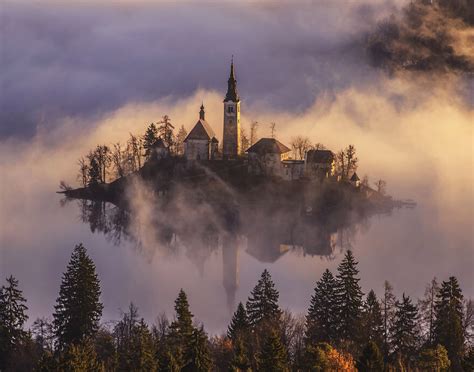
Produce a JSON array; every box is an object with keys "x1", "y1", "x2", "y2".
[
  {"x1": 184, "y1": 119, "x2": 216, "y2": 142},
  {"x1": 350, "y1": 172, "x2": 360, "y2": 181},
  {"x1": 246, "y1": 138, "x2": 291, "y2": 154},
  {"x1": 306, "y1": 149, "x2": 334, "y2": 163}
]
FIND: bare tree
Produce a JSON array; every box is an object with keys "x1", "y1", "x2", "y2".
[
  {"x1": 175, "y1": 125, "x2": 188, "y2": 155},
  {"x1": 126, "y1": 134, "x2": 143, "y2": 172},
  {"x1": 157, "y1": 115, "x2": 175, "y2": 149},
  {"x1": 464, "y1": 299, "x2": 474, "y2": 348},
  {"x1": 313, "y1": 143, "x2": 326, "y2": 151},
  {"x1": 336, "y1": 150, "x2": 346, "y2": 179},
  {"x1": 77, "y1": 157, "x2": 89, "y2": 187},
  {"x1": 270, "y1": 122, "x2": 276, "y2": 138},
  {"x1": 374, "y1": 179, "x2": 387, "y2": 195},
  {"x1": 419, "y1": 277, "x2": 439, "y2": 345},
  {"x1": 240, "y1": 126, "x2": 250, "y2": 154},
  {"x1": 345, "y1": 144, "x2": 358, "y2": 178},
  {"x1": 290, "y1": 136, "x2": 312, "y2": 160},
  {"x1": 111, "y1": 143, "x2": 126, "y2": 179},
  {"x1": 250, "y1": 121, "x2": 259, "y2": 145}
]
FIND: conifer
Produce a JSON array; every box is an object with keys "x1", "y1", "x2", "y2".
[
  {"x1": 433, "y1": 276, "x2": 465, "y2": 369},
  {"x1": 305, "y1": 269, "x2": 338, "y2": 344},
  {"x1": 334, "y1": 250, "x2": 363, "y2": 343},
  {"x1": 229, "y1": 336, "x2": 251, "y2": 372},
  {"x1": 357, "y1": 341, "x2": 384, "y2": 372},
  {"x1": 362, "y1": 290, "x2": 384, "y2": 349},
  {"x1": 0, "y1": 275, "x2": 29, "y2": 370},
  {"x1": 227, "y1": 302, "x2": 250, "y2": 341},
  {"x1": 53, "y1": 243, "x2": 103, "y2": 350},
  {"x1": 258, "y1": 330, "x2": 289, "y2": 372},
  {"x1": 143, "y1": 123, "x2": 159, "y2": 158},
  {"x1": 389, "y1": 293, "x2": 419, "y2": 364},
  {"x1": 184, "y1": 326, "x2": 213, "y2": 372},
  {"x1": 246, "y1": 269, "x2": 281, "y2": 326}
]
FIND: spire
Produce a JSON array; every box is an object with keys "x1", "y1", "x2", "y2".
[
  {"x1": 224, "y1": 57, "x2": 240, "y2": 102},
  {"x1": 199, "y1": 103, "x2": 205, "y2": 120}
]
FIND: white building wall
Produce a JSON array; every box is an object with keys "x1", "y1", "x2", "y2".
[{"x1": 184, "y1": 139, "x2": 210, "y2": 160}]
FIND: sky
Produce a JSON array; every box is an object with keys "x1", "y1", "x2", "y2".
[{"x1": 0, "y1": 0, "x2": 473, "y2": 329}]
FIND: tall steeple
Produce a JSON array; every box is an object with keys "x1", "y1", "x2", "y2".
[
  {"x1": 222, "y1": 57, "x2": 241, "y2": 158},
  {"x1": 224, "y1": 56, "x2": 240, "y2": 102},
  {"x1": 199, "y1": 103, "x2": 205, "y2": 120}
]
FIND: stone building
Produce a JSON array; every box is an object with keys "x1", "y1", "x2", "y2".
[
  {"x1": 304, "y1": 149, "x2": 335, "y2": 179},
  {"x1": 183, "y1": 104, "x2": 218, "y2": 160},
  {"x1": 222, "y1": 59, "x2": 241, "y2": 159},
  {"x1": 282, "y1": 159, "x2": 305, "y2": 181},
  {"x1": 246, "y1": 138, "x2": 291, "y2": 176}
]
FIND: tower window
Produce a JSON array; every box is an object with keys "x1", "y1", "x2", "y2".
[{"x1": 227, "y1": 106, "x2": 234, "y2": 113}]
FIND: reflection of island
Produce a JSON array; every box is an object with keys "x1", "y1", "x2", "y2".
[{"x1": 71, "y1": 184, "x2": 382, "y2": 312}]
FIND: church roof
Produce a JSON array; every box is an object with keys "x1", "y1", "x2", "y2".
[
  {"x1": 224, "y1": 59, "x2": 240, "y2": 102},
  {"x1": 306, "y1": 149, "x2": 334, "y2": 163},
  {"x1": 246, "y1": 138, "x2": 291, "y2": 154},
  {"x1": 184, "y1": 119, "x2": 216, "y2": 142},
  {"x1": 350, "y1": 172, "x2": 360, "y2": 181}
]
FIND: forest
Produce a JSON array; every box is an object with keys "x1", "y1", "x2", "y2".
[{"x1": 1, "y1": 244, "x2": 472, "y2": 371}]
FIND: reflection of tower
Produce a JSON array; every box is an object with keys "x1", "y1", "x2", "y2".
[{"x1": 222, "y1": 234, "x2": 239, "y2": 313}]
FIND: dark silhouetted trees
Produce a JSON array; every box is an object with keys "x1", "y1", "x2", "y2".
[
  {"x1": 227, "y1": 302, "x2": 250, "y2": 341},
  {"x1": 53, "y1": 243, "x2": 103, "y2": 350},
  {"x1": 357, "y1": 341, "x2": 384, "y2": 372},
  {"x1": 246, "y1": 269, "x2": 281, "y2": 326}
]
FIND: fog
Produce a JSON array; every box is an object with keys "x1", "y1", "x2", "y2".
[{"x1": 0, "y1": 0, "x2": 473, "y2": 332}]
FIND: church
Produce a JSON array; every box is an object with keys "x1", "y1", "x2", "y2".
[
  {"x1": 184, "y1": 59, "x2": 241, "y2": 160},
  {"x1": 183, "y1": 59, "x2": 337, "y2": 182}
]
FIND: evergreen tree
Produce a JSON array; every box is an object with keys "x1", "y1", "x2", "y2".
[
  {"x1": 157, "y1": 115, "x2": 175, "y2": 148},
  {"x1": 357, "y1": 341, "x2": 384, "y2": 372},
  {"x1": 305, "y1": 269, "x2": 338, "y2": 345},
  {"x1": 227, "y1": 302, "x2": 250, "y2": 341},
  {"x1": 390, "y1": 293, "x2": 419, "y2": 365},
  {"x1": 433, "y1": 276, "x2": 465, "y2": 370},
  {"x1": 258, "y1": 330, "x2": 289, "y2": 372},
  {"x1": 229, "y1": 336, "x2": 251, "y2": 372},
  {"x1": 114, "y1": 303, "x2": 157, "y2": 371},
  {"x1": 175, "y1": 125, "x2": 188, "y2": 155},
  {"x1": 362, "y1": 290, "x2": 384, "y2": 349},
  {"x1": 184, "y1": 326, "x2": 213, "y2": 372},
  {"x1": 0, "y1": 275, "x2": 29, "y2": 370},
  {"x1": 53, "y1": 244, "x2": 103, "y2": 350},
  {"x1": 58, "y1": 340, "x2": 103, "y2": 372},
  {"x1": 246, "y1": 270, "x2": 281, "y2": 326},
  {"x1": 334, "y1": 250, "x2": 363, "y2": 343},
  {"x1": 167, "y1": 289, "x2": 195, "y2": 368},
  {"x1": 143, "y1": 123, "x2": 159, "y2": 158}
]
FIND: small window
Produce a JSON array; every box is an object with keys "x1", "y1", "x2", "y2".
[{"x1": 227, "y1": 106, "x2": 234, "y2": 113}]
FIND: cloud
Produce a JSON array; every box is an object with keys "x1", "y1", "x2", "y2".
[{"x1": 0, "y1": 0, "x2": 407, "y2": 138}]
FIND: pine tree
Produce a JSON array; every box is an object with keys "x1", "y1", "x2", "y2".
[
  {"x1": 228, "y1": 302, "x2": 250, "y2": 341},
  {"x1": 58, "y1": 339, "x2": 103, "y2": 371},
  {"x1": 305, "y1": 269, "x2": 338, "y2": 344},
  {"x1": 390, "y1": 293, "x2": 419, "y2": 365},
  {"x1": 246, "y1": 270, "x2": 281, "y2": 326},
  {"x1": 53, "y1": 244, "x2": 103, "y2": 350},
  {"x1": 417, "y1": 344, "x2": 450, "y2": 371},
  {"x1": 157, "y1": 115, "x2": 175, "y2": 148},
  {"x1": 334, "y1": 250, "x2": 363, "y2": 343},
  {"x1": 143, "y1": 123, "x2": 159, "y2": 158},
  {"x1": 357, "y1": 341, "x2": 384, "y2": 372},
  {"x1": 87, "y1": 157, "x2": 101, "y2": 185},
  {"x1": 184, "y1": 326, "x2": 213, "y2": 372},
  {"x1": 258, "y1": 330, "x2": 289, "y2": 372},
  {"x1": 362, "y1": 290, "x2": 384, "y2": 349},
  {"x1": 175, "y1": 125, "x2": 188, "y2": 155},
  {"x1": 0, "y1": 275, "x2": 29, "y2": 370},
  {"x1": 167, "y1": 289, "x2": 195, "y2": 369},
  {"x1": 433, "y1": 276, "x2": 465, "y2": 370}
]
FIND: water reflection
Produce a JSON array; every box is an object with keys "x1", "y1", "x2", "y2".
[{"x1": 71, "y1": 195, "x2": 384, "y2": 311}]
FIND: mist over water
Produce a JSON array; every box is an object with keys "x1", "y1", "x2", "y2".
[{"x1": 1, "y1": 0, "x2": 473, "y2": 333}]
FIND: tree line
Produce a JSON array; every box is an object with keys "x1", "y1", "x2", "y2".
[
  {"x1": 76, "y1": 116, "x2": 188, "y2": 187},
  {"x1": 1, "y1": 245, "x2": 472, "y2": 371}
]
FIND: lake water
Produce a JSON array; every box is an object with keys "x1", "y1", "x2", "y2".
[{"x1": 1, "y1": 185, "x2": 472, "y2": 335}]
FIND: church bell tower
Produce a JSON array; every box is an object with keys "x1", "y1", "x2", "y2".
[{"x1": 223, "y1": 58, "x2": 241, "y2": 158}]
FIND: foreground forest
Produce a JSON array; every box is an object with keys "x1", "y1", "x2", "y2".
[{"x1": 1, "y1": 245, "x2": 472, "y2": 371}]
